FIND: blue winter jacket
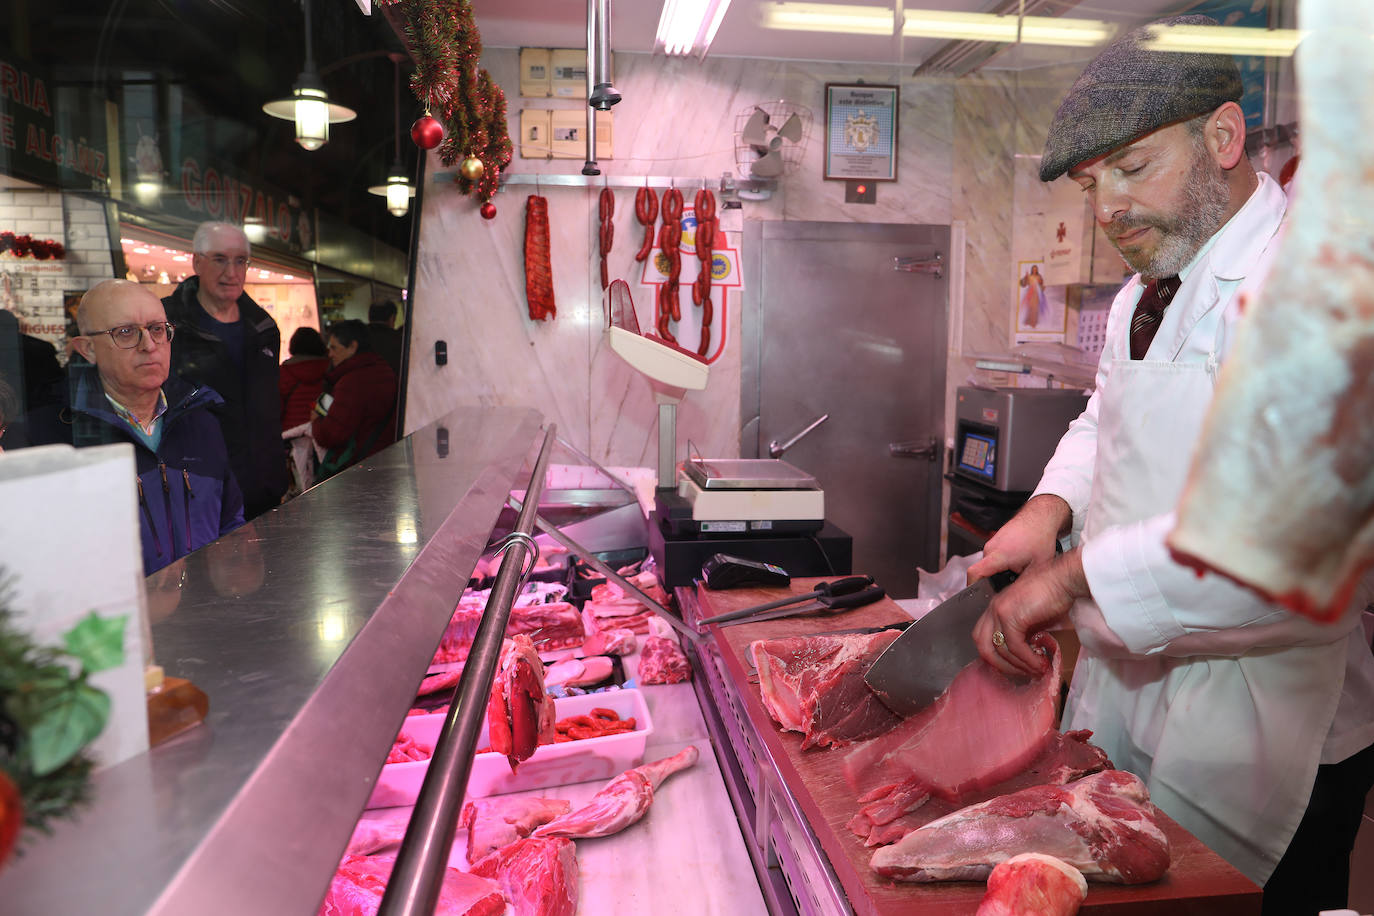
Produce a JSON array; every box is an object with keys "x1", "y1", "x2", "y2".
[{"x1": 64, "y1": 363, "x2": 246, "y2": 575}]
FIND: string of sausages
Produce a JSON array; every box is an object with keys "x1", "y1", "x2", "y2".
[
  {"x1": 692, "y1": 189, "x2": 716, "y2": 356},
  {"x1": 598, "y1": 187, "x2": 614, "y2": 290},
  {"x1": 634, "y1": 186, "x2": 658, "y2": 263},
  {"x1": 655, "y1": 188, "x2": 685, "y2": 343}
]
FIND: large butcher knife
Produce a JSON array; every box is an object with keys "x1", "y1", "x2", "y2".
[{"x1": 863, "y1": 570, "x2": 1016, "y2": 716}]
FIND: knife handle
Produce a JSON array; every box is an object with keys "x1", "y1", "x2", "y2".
[
  {"x1": 818, "y1": 584, "x2": 886, "y2": 611},
  {"x1": 989, "y1": 569, "x2": 1017, "y2": 591},
  {"x1": 816, "y1": 576, "x2": 874, "y2": 599}
]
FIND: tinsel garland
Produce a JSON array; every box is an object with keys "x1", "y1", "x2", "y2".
[
  {"x1": 378, "y1": 0, "x2": 512, "y2": 202},
  {"x1": 0, "y1": 232, "x2": 66, "y2": 261}
]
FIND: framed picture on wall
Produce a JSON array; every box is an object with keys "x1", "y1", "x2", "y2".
[{"x1": 823, "y1": 83, "x2": 899, "y2": 182}]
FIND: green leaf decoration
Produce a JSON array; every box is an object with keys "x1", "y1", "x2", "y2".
[
  {"x1": 63, "y1": 612, "x2": 127, "y2": 674},
  {"x1": 28, "y1": 685, "x2": 111, "y2": 777}
]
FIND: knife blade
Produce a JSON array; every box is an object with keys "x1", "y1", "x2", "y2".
[{"x1": 862, "y1": 570, "x2": 1016, "y2": 717}]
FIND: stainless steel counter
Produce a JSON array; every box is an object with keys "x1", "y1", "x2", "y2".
[{"x1": 1, "y1": 406, "x2": 545, "y2": 916}]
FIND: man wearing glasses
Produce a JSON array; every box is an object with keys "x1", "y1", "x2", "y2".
[
  {"x1": 161, "y1": 221, "x2": 287, "y2": 519},
  {"x1": 63, "y1": 280, "x2": 244, "y2": 575}
]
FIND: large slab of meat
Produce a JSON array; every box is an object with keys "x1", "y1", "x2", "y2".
[
  {"x1": 434, "y1": 601, "x2": 584, "y2": 664},
  {"x1": 848, "y1": 729, "x2": 1111, "y2": 847},
  {"x1": 487, "y1": 635, "x2": 557, "y2": 771},
  {"x1": 844, "y1": 632, "x2": 1062, "y2": 805},
  {"x1": 534, "y1": 745, "x2": 699, "y2": 839},
  {"x1": 870, "y1": 770, "x2": 1171, "y2": 886},
  {"x1": 750, "y1": 630, "x2": 903, "y2": 750},
  {"x1": 978, "y1": 853, "x2": 1087, "y2": 916},
  {"x1": 638, "y1": 634, "x2": 692, "y2": 684},
  {"x1": 461, "y1": 796, "x2": 572, "y2": 866},
  {"x1": 1168, "y1": 0, "x2": 1374, "y2": 623},
  {"x1": 469, "y1": 837, "x2": 578, "y2": 916},
  {"x1": 317, "y1": 853, "x2": 506, "y2": 916}
]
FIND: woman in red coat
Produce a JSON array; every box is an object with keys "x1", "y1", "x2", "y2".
[
  {"x1": 312, "y1": 319, "x2": 398, "y2": 476},
  {"x1": 279, "y1": 326, "x2": 330, "y2": 431}
]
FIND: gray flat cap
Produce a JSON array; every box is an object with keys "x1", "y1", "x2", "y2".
[{"x1": 1040, "y1": 15, "x2": 1243, "y2": 182}]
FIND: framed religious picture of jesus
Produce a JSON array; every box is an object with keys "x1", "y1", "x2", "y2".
[{"x1": 824, "y1": 83, "x2": 899, "y2": 182}]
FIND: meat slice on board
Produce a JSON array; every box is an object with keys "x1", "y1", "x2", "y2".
[
  {"x1": 1168, "y1": 0, "x2": 1374, "y2": 623},
  {"x1": 844, "y1": 632, "x2": 1062, "y2": 804},
  {"x1": 977, "y1": 853, "x2": 1087, "y2": 916},
  {"x1": 750, "y1": 629, "x2": 903, "y2": 750},
  {"x1": 487, "y1": 635, "x2": 557, "y2": 771},
  {"x1": 461, "y1": 796, "x2": 572, "y2": 866},
  {"x1": 870, "y1": 769, "x2": 1171, "y2": 885},
  {"x1": 533, "y1": 745, "x2": 699, "y2": 839},
  {"x1": 849, "y1": 729, "x2": 1111, "y2": 847},
  {"x1": 469, "y1": 836, "x2": 578, "y2": 916},
  {"x1": 317, "y1": 853, "x2": 506, "y2": 916}
]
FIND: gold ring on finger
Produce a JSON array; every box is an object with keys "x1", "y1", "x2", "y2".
[{"x1": 991, "y1": 630, "x2": 1006, "y2": 649}]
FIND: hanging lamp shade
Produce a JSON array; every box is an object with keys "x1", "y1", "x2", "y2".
[
  {"x1": 368, "y1": 162, "x2": 416, "y2": 217},
  {"x1": 262, "y1": 0, "x2": 355, "y2": 151}
]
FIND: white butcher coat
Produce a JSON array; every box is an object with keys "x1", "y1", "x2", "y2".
[{"x1": 1033, "y1": 172, "x2": 1374, "y2": 885}]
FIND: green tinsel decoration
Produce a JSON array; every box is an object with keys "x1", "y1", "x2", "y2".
[{"x1": 380, "y1": 0, "x2": 513, "y2": 203}]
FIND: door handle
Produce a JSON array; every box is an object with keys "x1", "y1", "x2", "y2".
[
  {"x1": 768, "y1": 414, "x2": 829, "y2": 459},
  {"x1": 889, "y1": 437, "x2": 939, "y2": 461},
  {"x1": 893, "y1": 254, "x2": 943, "y2": 278}
]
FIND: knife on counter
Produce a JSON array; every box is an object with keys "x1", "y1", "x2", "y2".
[
  {"x1": 712, "y1": 583, "x2": 887, "y2": 627},
  {"x1": 863, "y1": 569, "x2": 1016, "y2": 716}
]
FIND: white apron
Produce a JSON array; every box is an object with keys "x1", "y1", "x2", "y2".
[{"x1": 1063, "y1": 333, "x2": 1347, "y2": 885}]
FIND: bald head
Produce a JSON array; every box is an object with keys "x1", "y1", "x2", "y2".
[{"x1": 74, "y1": 280, "x2": 172, "y2": 407}]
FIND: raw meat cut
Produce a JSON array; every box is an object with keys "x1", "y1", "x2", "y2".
[
  {"x1": 544, "y1": 656, "x2": 614, "y2": 687},
  {"x1": 848, "y1": 729, "x2": 1111, "y2": 847},
  {"x1": 344, "y1": 818, "x2": 409, "y2": 856},
  {"x1": 750, "y1": 630, "x2": 903, "y2": 750},
  {"x1": 534, "y1": 745, "x2": 699, "y2": 839},
  {"x1": 469, "y1": 837, "x2": 578, "y2": 916},
  {"x1": 870, "y1": 770, "x2": 1171, "y2": 885},
  {"x1": 487, "y1": 635, "x2": 557, "y2": 771},
  {"x1": 580, "y1": 627, "x2": 636, "y2": 656},
  {"x1": 434, "y1": 600, "x2": 584, "y2": 665},
  {"x1": 1168, "y1": 0, "x2": 1374, "y2": 623},
  {"x1": 582, "y1": 602, "x2": 654, "y2": 635},
  {"x1": 638, "y1": 635, "x2": 692, "y2": 684},
  {"x1": 317, "y1": 853, "x2": 505, "y2": 916},
  {"x1": 844, "y1": 632, "x2": 1062, "y2": 804},
  {"x1": 386, "y1": 732, "x2": 433, "y2": 763},
  {"x1": 591, "y1": 569, "x2": 669, "y2": 607},
  {"x1": 460, "y1": 796, "x2": 572, "y2": 866},
  {"x1": 978, "y1": 853, "x2": 1087, "y2": 916}
]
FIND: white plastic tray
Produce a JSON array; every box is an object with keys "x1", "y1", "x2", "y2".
[{"x1": 367, "y1": 688, "x2": 651, "y2": 808}]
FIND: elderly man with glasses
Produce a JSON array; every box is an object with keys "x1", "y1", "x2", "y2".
[
  {"x1": 56, "y1": 280, "x2": 244, "y2": 575},
  {"x1": 161, "y1": 220, "x2": 287, "y2": 520}
]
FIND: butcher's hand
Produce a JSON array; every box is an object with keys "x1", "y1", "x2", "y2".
[
  {"x1": 966, "y1": 494, "x2": 1071, "y2": 583},
  {"x1": 973, "y1": 547, "x2": 1088, "y2": 677}
]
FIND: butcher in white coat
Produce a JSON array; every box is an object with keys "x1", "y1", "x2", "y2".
[{"x1": 967, "y1": 15, "x2": 1374, "y2": 915}]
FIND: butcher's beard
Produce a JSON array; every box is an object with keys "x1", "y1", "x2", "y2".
[{"x1": 1109, "y1": 146, "x2": 1230, "y2": 280}]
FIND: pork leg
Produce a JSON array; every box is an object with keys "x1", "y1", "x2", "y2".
[
  {"x1": 1168, "y1": 0, "x2": 1374, "y2": 622},
  {"x1": 532, "y1": 745, "x2": 699, "y2": 839}
]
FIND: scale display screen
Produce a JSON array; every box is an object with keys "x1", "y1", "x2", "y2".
[{"x1": 957, "y1": 430, "x2": 997, "y2": 482}]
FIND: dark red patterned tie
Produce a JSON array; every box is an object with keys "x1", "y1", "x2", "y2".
[{"x1": 1129, "y1": 275, "x2": 1180, "y2": 360}]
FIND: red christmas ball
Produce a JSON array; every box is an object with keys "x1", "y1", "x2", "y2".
[
  {"x1": 480, "y1": 202, "x2": 497, "y2": 220},
  {"x1": 410, "y1": 115, "x2": 444, "y2": 150}
]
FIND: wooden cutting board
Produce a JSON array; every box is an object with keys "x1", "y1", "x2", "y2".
[{"x1": 696, "y1": 578, "x2": 1262, "y2": 915}]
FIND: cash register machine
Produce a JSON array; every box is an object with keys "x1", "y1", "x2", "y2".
[{"x1": 603, "y1": 281, "x2": 851, "y2": 587}]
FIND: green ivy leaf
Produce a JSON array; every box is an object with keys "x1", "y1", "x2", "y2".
[
  {"x1": 63, "y1": 613, "x2": 127, "y2": 674},
  {"x1": 28, "y1": 685, "x2": 111, "y2": 776}
]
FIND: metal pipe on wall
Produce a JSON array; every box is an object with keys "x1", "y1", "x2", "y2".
[
  {"x1": 582, "y1": 0, "x2": 621, "y2": 175},
  {"x1": 583, "y1": 0, "x2": 599, "y2": 175}
]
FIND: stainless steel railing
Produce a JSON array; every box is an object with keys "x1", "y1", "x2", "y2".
[{"x1": 378, "y1": 423, "x2": 558, "y2": 916}]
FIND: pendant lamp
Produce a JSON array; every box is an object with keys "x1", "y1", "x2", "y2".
[
  {"x1": 263, "y1": 0, "x2": 356, "y2": 151},
  {"x1": 368, "y1": 53, "x2": 416, "y2": 217}
]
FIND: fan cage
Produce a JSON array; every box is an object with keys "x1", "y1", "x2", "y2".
[{"x1": 734, "y1": 101, "x2": 813, "y2": 180}]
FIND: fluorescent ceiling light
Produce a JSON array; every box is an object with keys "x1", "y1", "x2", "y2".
[
  {"x1": 761, "y1": 2, "x2": 892, "y2": 35},
  {"x1": 1140, "y1": 24, "x2": 1307, "y2": 58},
  {"x1": 657, "y1": 0, "x2": 734, "y2": 57}
]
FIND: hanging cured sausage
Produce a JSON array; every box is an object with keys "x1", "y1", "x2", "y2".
[
  {"x1": 656, "y1": 188, "x2": 684, "y2": 343},
  {"x1": 524, "y1": 195, "x2": 556, "y2": 321},
  {"x1": 634, "y1": 186, "x2": 658, "y2": 262},
  {"x1": 598, "y1": 187, "x2": 614, "y2": 290},
  {"x1": 692, "y1": 189, "x2": 716, "y2": 357}
]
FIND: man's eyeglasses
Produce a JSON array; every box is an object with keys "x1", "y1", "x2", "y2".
[
  {"x1": 205, "y1": 254, "x2": 251, "y2": 270},
  {"x1": 84, "y1": 322, "x2": 176, "y2": 349}
]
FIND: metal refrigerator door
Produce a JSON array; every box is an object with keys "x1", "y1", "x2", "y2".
[{"x1": 742, "y1": 221, "x2": 948, "y2": 597}]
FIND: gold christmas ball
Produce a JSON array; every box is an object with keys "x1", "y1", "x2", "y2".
[{"x1": 460, "y1": 156, "x2": 485, "y2": 181}]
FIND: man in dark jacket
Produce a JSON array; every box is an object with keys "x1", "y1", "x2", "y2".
[
  {"x1": 162, "y1": 221, "x2": 287, "y2": 519},
  {"x1": 367, "y1": 299, "x2": 404, "y2": 379},
  {"x1": 312, "y1": 319, "x2": 397, "y2": 477},
  {"x1": 68, "y1": 280, "x2": 244, "y2": 575}
]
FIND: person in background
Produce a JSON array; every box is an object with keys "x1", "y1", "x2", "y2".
[
  {"x1": 311, "y1": 319, "x2": 397, "y2": 478},
  {"x1": 0, "y1": 376, "x2": 17, "y2": 452},
  {"x1": 162, "y1": 220, "x2": 287, "y2": 520},
  {"x1": 279, "y1": 326, "x2": 329, "y2": 431},
  {"x1": 59, "y1": 280, "x2": 243, "y2": 575},
  {"x1": 367, "y1": 299, "x2": 404, "y2": 379},
  {"x1": 966, "y1": 18, "x2": 1374, "y2": 916}
]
